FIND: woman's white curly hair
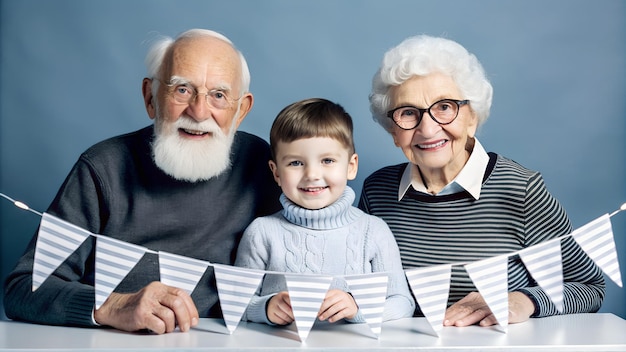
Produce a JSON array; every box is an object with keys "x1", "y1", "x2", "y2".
[{"x1": 369, "y1": 35, "x2": 493, "y2": 132}]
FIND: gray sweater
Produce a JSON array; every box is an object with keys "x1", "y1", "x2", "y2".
[
  {"x1": 4, "y1": 125, "x2": 281, "y2": 327},
  {"x1": 235, "y1": 187, "x2": 415, "y2": 324}
]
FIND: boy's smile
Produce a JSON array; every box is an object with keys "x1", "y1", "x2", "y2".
[{"x1": 269, "y1": 137, "x2": 358, "y2": 210}]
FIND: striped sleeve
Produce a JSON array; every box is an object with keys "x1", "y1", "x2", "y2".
[
  {"x1": 517, "y1": 173, "x2": 605, "y2": 316},
  {"x1": 359, "y1": 156, "x2": 605, "y2": 316}
]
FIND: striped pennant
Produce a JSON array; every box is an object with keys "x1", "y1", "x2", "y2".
[
  {"x1": 345, "y1": 273, "x2": 388, "y2": 338},
  {"x1": 158, "y1": 251, "x2": 209, "y2": 295},
  {"x1": 518, "y1": 239, "x2": 564, "y2": 312},
  {"x1": 94, "y1": 236, "x2": 146, "y2": 309},
  {"x1": 465, "y1": 255, "x2": 509, "y2": 333},
  {"x1": 405, "y1": 264, "x2": 451, "y2": 335},
  {"x1": 571, "y1": 214, "x2": 622, "y2": 287},
  {"x1": 284, "y1": 274, "x2": 332, "y2": 342},
  {"x1": 32, "y1": 213, "x2": 91, "y2": 291},
  {"x1": 213, "y1": 264, "x2": 265, "y2": 334}
]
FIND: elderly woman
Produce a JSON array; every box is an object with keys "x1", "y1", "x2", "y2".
[{"x1": 358, "y1": 35, "x2": 605, "y2": 327}]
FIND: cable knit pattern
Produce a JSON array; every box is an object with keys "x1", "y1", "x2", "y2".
[{"x1": 235, "y1": 186, "x2": 415, "y2": 325}]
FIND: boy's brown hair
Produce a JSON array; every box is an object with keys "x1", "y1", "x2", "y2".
[{"x1": 269, "y1": 98, "x2": 355, "y2": 160}]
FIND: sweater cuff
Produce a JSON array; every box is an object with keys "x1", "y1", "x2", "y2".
[
  {"x1": 346, "y1": 310, "x2": 365, "y2": 323},
  {"x1": 514, "y1": 288, "x2": 541, "y2": 317},
  {"x1": 66, "y1": 287, "x2": 99, "y2": 327},
  {"x1": 246, "y1": 295, "x2": 275, "y2": 325}
]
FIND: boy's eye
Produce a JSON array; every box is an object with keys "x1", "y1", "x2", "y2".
[
  {"x1": 288, "y1": 161, "x2": 303, "y2": 167},
  {"x1": 322, "y1": 158, "x2": 334, "y2": 165}
]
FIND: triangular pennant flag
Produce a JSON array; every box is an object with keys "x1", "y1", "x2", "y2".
[
  {"x1": 405, "y1": 264, "x2": 451, "y2": 335},
  {"x1": 284, "y1": 274, "x2": 332, "y2": 342},
  {"x1": 158, "y1": 251, "x2": 210, "y2": 296},
  {"x1": 32, "y1": 213, "x2": 92, "y2": 291},
  {"x1": 571, "y1": 214, "x2": 622, "y2": 287},
  {"x1": 345, "y1": 273, "x2": 389, "y2": 338},
  {"x1": 213, "y1": 264, "x2": 265, "y2": 334},
  {"x1": 518, "y1": 239, "x2": 564, "y2": 312},
  {"x1": 465, "y1": 255, "x2": 509, "y2": 333},
  {"x1": 94, "y1": 236, "x2": 147, "y2": 309}
]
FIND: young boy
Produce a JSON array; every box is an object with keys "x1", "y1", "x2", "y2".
[{"x1": 234, "y1": 98, "x2": 415, "y2": 326}]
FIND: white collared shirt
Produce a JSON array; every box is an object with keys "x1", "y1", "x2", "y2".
[{"x1": 397, "y1": 138, "x2": 489, "y2": 201}]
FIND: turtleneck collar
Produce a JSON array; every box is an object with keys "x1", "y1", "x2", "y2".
[{"x1": 280, "y1": 186, "x2": 363, "y2": 230}]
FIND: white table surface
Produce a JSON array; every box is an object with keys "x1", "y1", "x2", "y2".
[{"x1": 1, "y1": 313, "x2": 626, "y2": 351}]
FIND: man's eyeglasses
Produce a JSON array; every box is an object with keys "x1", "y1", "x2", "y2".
[
  {"x1": 155, "y1": 79, "x2": 240, "y2": 110},
  {"x1": 386, "y1": 99, "x2": 469, "y2": 130}
]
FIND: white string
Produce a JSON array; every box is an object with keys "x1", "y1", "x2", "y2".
[
  {"x1": 610, "y1": 202, "x2": 626, "y2": 217},
  {"x1": 0, "y1": 192, "x2": 43, "y2": 216},
  {"x1": 1, "y1": 192, "x2": 625, "y2": 271}
]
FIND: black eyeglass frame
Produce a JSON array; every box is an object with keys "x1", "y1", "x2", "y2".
[{"x1": 386, "y1": 99, "x2": 469, "y2": 130}]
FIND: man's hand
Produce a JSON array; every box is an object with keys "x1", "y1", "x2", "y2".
[
  {"x1": 318, "y1": 289, "x2": 358, "y2": 323},
  {"x1": 94, "y1": 281, "x2": 199, "y2": 334},
  {"x1": 443, "y1": 291, "x2": 535, "y2": 327},
  {"x1": 267, "y1": 291, "x2": 294, "y2": 325}
]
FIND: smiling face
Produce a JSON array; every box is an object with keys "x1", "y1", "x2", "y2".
[
  {"x1": 150, "y1": 35, "x2": 252, "y2": 137},
  {"x1": 388, "y1": 72, "x2": 478, "y2": 185},
  {"x1": 142, "y1": 35, "x2": 254, "y2": 182},
  {"x1": 269, "y1": 137, "x2": 358, "y2": 210}
]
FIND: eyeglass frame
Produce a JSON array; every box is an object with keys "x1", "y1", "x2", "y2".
[
  {"x1": 386, "y1": 99, "x2": 470, "y2": 130},
  {"x1": 153, "y1": 78, "x2": 242, "y2": 110}
]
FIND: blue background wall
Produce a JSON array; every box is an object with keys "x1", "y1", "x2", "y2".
[{"x1": 1, "y1": 0, "x2": 624, "y2": 320}]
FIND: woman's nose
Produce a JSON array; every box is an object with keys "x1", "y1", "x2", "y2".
[{"x1": 416, "y1": 111, "x2": 441, "y2": 137}]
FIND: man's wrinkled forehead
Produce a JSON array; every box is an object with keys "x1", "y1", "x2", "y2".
[{"x1": 161, "y1": 36, "x2": 241, "y2": 84}]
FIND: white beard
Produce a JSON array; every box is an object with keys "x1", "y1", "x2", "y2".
[{"x1": 152, "y1": 115, "x2": 237, "y2": 182}]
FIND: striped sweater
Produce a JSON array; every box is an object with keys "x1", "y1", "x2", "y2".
[{"x1": 358, "y1": 152, "x2": 605, "y2": 317}]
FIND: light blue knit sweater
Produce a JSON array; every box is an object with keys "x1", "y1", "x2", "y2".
[{"x1": 234, "y1": 186, "x2": 415, "y2": 325}]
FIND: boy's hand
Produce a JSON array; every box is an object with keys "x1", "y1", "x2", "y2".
[
  {"x1": 267, "y1": 291, "x2": 294, "y2": 325},
  {"x1": 318, "y1": 289, "x2": 358, "y2": 323}
]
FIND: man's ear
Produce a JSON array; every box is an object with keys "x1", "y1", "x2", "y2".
[
  {"x1": 142, "y1": 78, "x2": 156, "y2": 119},
  {"x1": 233, "y1": 93, "x2": 254, "y2": 130}
]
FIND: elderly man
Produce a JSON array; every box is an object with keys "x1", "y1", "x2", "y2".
[{"x1": 4, "y1": 29, "x2": 281, "y2": 334}]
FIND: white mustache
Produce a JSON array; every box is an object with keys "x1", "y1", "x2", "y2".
[{"x1": 174, "y1": 116, "x2": 222, "y2": 135}]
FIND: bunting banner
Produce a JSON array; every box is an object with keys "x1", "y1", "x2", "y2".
[
  {"x1": 284, "y1": 274, "x2": 333, "y2": 342},
  {"x1": 158, "y1": 251, "x2": 210, "y2": 296},
  {"x1": 94, "y1": 236, "x2": 147, "y2": 309},
  {"x1": 465, "y1": 255, "x2": 509, "y2": 333},
  {"x1": 4, "y1": 196, "x2": 621, "y2": 338},
  {"x1": 405, "y1": 264, "x2": 452, "y2": 335},
  {"x1": 32, "y1": 213, "x2": 91, "y2": 291},
  {"x1": 345, "y1": 273, "x2": 389, "y2": 338},
  {"x1": 518, "y1": 238, "x2": 564, "y2": 312},
  {"x1": 213, "y1": 264, "x2": 265, "y2": 334},
  {"x1": 571, "y1": 214, "x2": 622, "y2": 287}
]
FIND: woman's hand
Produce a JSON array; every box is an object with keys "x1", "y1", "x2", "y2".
[
  {"x1": 318, "y1": 289, "x2": 358, "y2": 323},
  {"x1": 443, "y1": 291, "x2": 535, "y2": 327}
]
